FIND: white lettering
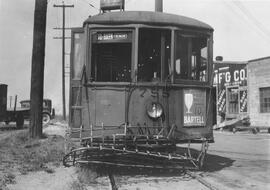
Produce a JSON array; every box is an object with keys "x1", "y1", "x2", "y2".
[
  {"x1": 218, "y1": 73, "x2": 223, "y2": 84},
  {"x1": 240, "y1": 69, "x2": 245, "y2": 81},
  {"x1": 184, "y1": 116, "x2": 205, "y2": 124},
  {"x1": 225, "y1": 72, "x2": 231, "y2": 83},
  {"x1": 213, "y1": 73, "x2": 217, "y2": 85},
  {"x1": 234, "y1": 70, "x2": 239, "y2": 82}
]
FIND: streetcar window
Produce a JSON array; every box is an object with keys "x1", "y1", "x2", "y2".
[
  {"x1": 175, "y1": 31, "x2": 208, "y2": 81},
  {"x1": 137, "y1": 29, "x2": 171, "y2": 82},
  {"x1": 91, "y1": 39, "x2": 131, "y2": 82},
  {"x1": 73, "y1": 33, "x2": 85, "y2": 79}
]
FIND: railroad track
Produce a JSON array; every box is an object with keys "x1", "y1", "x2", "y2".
[
  {"x1": 106, "y1": 169, "x2": 219, "y2": 190},
  {"x1": 186, "y1": 171, "x2": 219, "y2": 190}
]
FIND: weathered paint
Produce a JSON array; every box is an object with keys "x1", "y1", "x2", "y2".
[{"x1": 79, "y1": 84, "x2": 213, "y2": 141}]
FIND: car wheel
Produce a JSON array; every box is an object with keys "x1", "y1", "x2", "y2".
[
  {"x1": 232, "y1": 127, "x2": 237, "y2": 133},
  {"x1": 42, "y1": 113, "x2": 51, "y2": 125},
  {"x1": 252, "y1": 128, "x2": 258, "y2": 134}
]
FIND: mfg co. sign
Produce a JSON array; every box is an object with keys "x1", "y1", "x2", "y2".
[{"x1": 213, "y1": 63, "x2": 247, "y2": 87}]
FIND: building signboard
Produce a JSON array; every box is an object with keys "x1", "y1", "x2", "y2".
[
  {"x1": 213, "y1": 62, "x2": 248, "y2": 119},
  {"x1": 239, "y1": 89, "x2": 248, "y2": 113}
]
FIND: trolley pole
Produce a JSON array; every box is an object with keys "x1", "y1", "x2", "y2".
[
  {"x1": 53, "y1": 2, "x2": 74, "y2": 120},
  {"x1": 30, "y1": 0, "x2": 48, "y2": 138},
  {"x1": 155, "y1": 0, "x2": 163, "y2": 12}
]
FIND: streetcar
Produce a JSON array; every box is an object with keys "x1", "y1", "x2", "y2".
[{"x1": 64, "y1": 8, "x2": 215, "y2": 170}]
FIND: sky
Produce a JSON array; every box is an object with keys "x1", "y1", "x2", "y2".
[{"x1": 0, "y1": 0, "x2": 270, "y2": 114}]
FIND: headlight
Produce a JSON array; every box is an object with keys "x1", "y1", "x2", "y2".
[{"x1": 146, "y1": 102, "x2": 163, "y2": 119}]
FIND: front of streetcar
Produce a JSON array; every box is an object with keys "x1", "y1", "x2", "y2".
[{"x1": 67, "y1": 11, "x2": 214, "y2": 169}]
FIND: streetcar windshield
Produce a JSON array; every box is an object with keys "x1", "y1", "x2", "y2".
[
  {"x1": 89, "y1": 29, "x2": 209, "y2": 83},
  {"x1": 137, "y1": 28, "x2": 171, "y2": 82},
  {"x1": 91, "y1": 31, "x2": 132, "y2": 82},
  {"x1": 175, "y1": 31, "x2": 208, "y2": 82}
]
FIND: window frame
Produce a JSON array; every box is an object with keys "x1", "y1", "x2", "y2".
[
  {"x1": 259, "y1": 87, "x2": 270, "y2": 113},
  {"x1": 89, "y1": 28, "x2": 135, "y2": 84},
  {"x1": 86, "y1": 25, "x2": 213, "y2": 86},
  {"x1": 173, "y1": 29, "x2": 212, "y2": 85},
  {"x1": 70, "y1": 28, "x2": 85, "y2": 80},
  {"x1": 136, "y1": 27, "x2": 172, "y2": 83}
]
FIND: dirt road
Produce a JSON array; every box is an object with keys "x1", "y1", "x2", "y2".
[
  {"x1": 3, "y1": 124, "x2": 270, "y2": 190},
  {"x1": 110, "y1": 131, "x2": 270, "y2": 190},
  {"x1": 202, "y1": 131, "x2": 270, "y2": 190}
]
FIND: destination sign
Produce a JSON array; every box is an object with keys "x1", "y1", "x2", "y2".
[
  {"x1": 97, "y1": 33, "x2": 128, "y2": 41},
  {"x1": 100, "y1": 0, "x2": 125, "y2": 11},
  {"x1": 183, "y1": 89, "x2": 206, "y2": 127}
]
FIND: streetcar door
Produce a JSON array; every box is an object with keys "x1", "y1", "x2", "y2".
[
  {"x1": 226, "y1": 86, "x2": 239, "y2": 117},
  {"x1": 69, "y1": 28, "x2": 85, "y2": 129}
]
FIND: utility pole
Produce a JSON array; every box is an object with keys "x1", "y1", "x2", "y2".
[
  {"x1": 30, "y1": 0, "x2": 48, "y2": 138},
  {"x1": 53, "y1": 2, "x2": 74, "y2": 120}
]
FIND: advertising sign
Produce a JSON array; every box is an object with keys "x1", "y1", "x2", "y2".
[
  {"x1": 183, "y1": 89, "x2": 206, "y2": 127},
  {"x1": 213, "y1": 63, "x2": 247, "y2": 115},
  {"x1": 239, "y1": 89, "x2": 248, "y2": 113}
]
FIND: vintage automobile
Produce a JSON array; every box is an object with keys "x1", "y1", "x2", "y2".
[
  {"x1": 20, "y1": 99, "x2": 55, "y2": 125},
  {"x1": 0, "y1": 84, "x2": 28, "y2": 129}
]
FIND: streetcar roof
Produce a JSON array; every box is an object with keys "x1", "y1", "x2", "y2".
[{"x1": 84, "y1": 11, "x2": 213, "y2": 31}]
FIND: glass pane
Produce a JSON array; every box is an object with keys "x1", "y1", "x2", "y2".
[
  {"x1": 73, "y1": 33, "x2": 85, "y2": 79},
  {"x1": 260, "y1": 87, "x2": 270, "y2": 113},
  {"x1": 137, "y1": 28, "x2": 171, "y2": 82},
  {"x1": 227, "y1": 87, "x2": 239, "y2": 114},
  {"x1": 175, "y1": 31, "x2": 208, "y2": 81},
  {"x1": 91, "y1": 42, "x2": 131, "y2": 82}
]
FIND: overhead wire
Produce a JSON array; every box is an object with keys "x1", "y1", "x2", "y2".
[
  {"x1": 233, "y1": 1, "x2": 270, "y2": 40},
  {"x1": 223, "y1": 0, "x2": 270, "y2": 44},
  {"x1": 81, "y1": 0, "x2": 100, "y2": 12}
]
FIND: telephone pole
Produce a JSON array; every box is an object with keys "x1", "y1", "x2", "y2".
[
  {"x1": 53, "y1": 2, "x2": 74, "y2": 120},
  {"x1": 30, "y1": 0, "x2": 48, "y2": 138}
]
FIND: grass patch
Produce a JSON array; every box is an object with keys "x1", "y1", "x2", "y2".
[
  {"x1": 0, "y1": 130, "x2": 65, "y2": 188},
  {"x1": 0, "y1": 172, "x2": 16, "y2": 189}
]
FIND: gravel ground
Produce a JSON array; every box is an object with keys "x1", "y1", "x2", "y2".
[{"x1": 2, "y1": 123, "x2": 270, "y2": 190}]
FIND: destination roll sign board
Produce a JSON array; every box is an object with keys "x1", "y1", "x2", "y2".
[
  {"x1": 183, "y1": 89, "x2": 206, "y2": 127},
  {"x1": 97, "y1": 33, "x2": 128, "y2": 41},
  {"x1": 92, "y1": 32, "x2": 131, "y2": 43},
  {"x1": 100, "y1": 0, "x2": 125, "y2": 11}
]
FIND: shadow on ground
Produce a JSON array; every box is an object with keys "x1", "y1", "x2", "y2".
[
  {"x1": 75, "y1": 149, "x2": 235, "y2": 178},
  {"x1": 203, "y1": 153, "x2": 235, "y2": 172},
  {"x1": 0, "y1": 123, "x2": 28, "y2": 131}
]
